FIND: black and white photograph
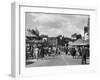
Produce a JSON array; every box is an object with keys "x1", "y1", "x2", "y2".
[{"x1": 25, "y1": 12, "x2": 90, "y2": 67}]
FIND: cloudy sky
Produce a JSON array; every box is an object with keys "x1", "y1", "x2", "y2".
[{"x1": 25, "y1": 12, "x2": 89, "y2": 38}]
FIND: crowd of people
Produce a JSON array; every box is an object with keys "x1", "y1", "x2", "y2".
[
  {"x1": 26, "y1": 43, "x2": 89, "y2": 64},
  {"x1": 67, "y1": 46, "x2": 89, "y2": 64},
  {"x1": 26, "y1": 44, "x2": 59, "y2": 60}
]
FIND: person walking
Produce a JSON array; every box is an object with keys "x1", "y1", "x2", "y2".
[
  {"x1": 78, "y1": 47, "x2": 82, "y2": 58},
  {"x1": 65, "y1": 47, "x2": 68, "y2": 55},
  {"x1": 34, "y1": 47, "x2": 39, "y2": 60},
  {"x1": 71, "y1": 48, "x2": 76, "y2": 59},
  {"x1": 81, "y1": 46, "x2": 87, "y2": 64},
  {"x1": 48, "y1": 47, "x2": 51, "y2": 56},
  {"x1": 40, "y1": 47, "x2": 44, "y2": 59}
]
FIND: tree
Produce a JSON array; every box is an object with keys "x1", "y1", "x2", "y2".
[
  {"x1": 76, "y1": 34, "x2": 82, "y2": 39},
  {"x1": 71, "y1": 33, "x2": 77, "y2": 39},
  {"x1": 71, "y1": 33, "x2": 82, "y2": 40},
  {"x1": 27, "y1": 29, "x2": 39, "y2": 36}
]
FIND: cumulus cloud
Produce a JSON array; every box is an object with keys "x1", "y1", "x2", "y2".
[{"x1": 26, "y1": 13, "x2": 89, "y2": 37}]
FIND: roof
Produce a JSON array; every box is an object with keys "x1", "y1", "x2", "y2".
[
  {"x1": 69, "y1": 39, "x2": 89, "y2": 46},
  {"x1": 26, "y1": 40, "x2": 44, "y2": 44},
  {"x1": 26, "y1": 30, "x2": 38, "y2": 37}
]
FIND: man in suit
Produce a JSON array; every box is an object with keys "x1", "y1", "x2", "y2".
[{"x1": 81, "y1": 46, "x2": 87, "y2": 64}]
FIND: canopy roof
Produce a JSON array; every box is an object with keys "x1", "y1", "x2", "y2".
[{"x1": 69, "y1": 39, "x2": 89, "y2": 46}]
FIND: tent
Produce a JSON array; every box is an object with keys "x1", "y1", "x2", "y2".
[{"x1": 69, "y1": 39, "x2": 89, "y2": 46}]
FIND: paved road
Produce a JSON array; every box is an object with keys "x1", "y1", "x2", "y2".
[{"x1": 26, "y1": 53, "x2": 89, "y2": 67}]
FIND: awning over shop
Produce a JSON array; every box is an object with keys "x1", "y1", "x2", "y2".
[
  {"x1": 26, "y1": 40, "x2": 44, "y2": 44},
  {"x1": 69, "y1": 39, "x2": 89, "y2": 46}
]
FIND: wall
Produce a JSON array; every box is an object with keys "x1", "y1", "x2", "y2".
[{"x1": 0, "y1": 0, "x2": 100, "y2": 80}]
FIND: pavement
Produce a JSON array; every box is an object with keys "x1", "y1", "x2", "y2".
[{"x1": 26, "y1": 52, "x2": 89, "y2": 67}]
